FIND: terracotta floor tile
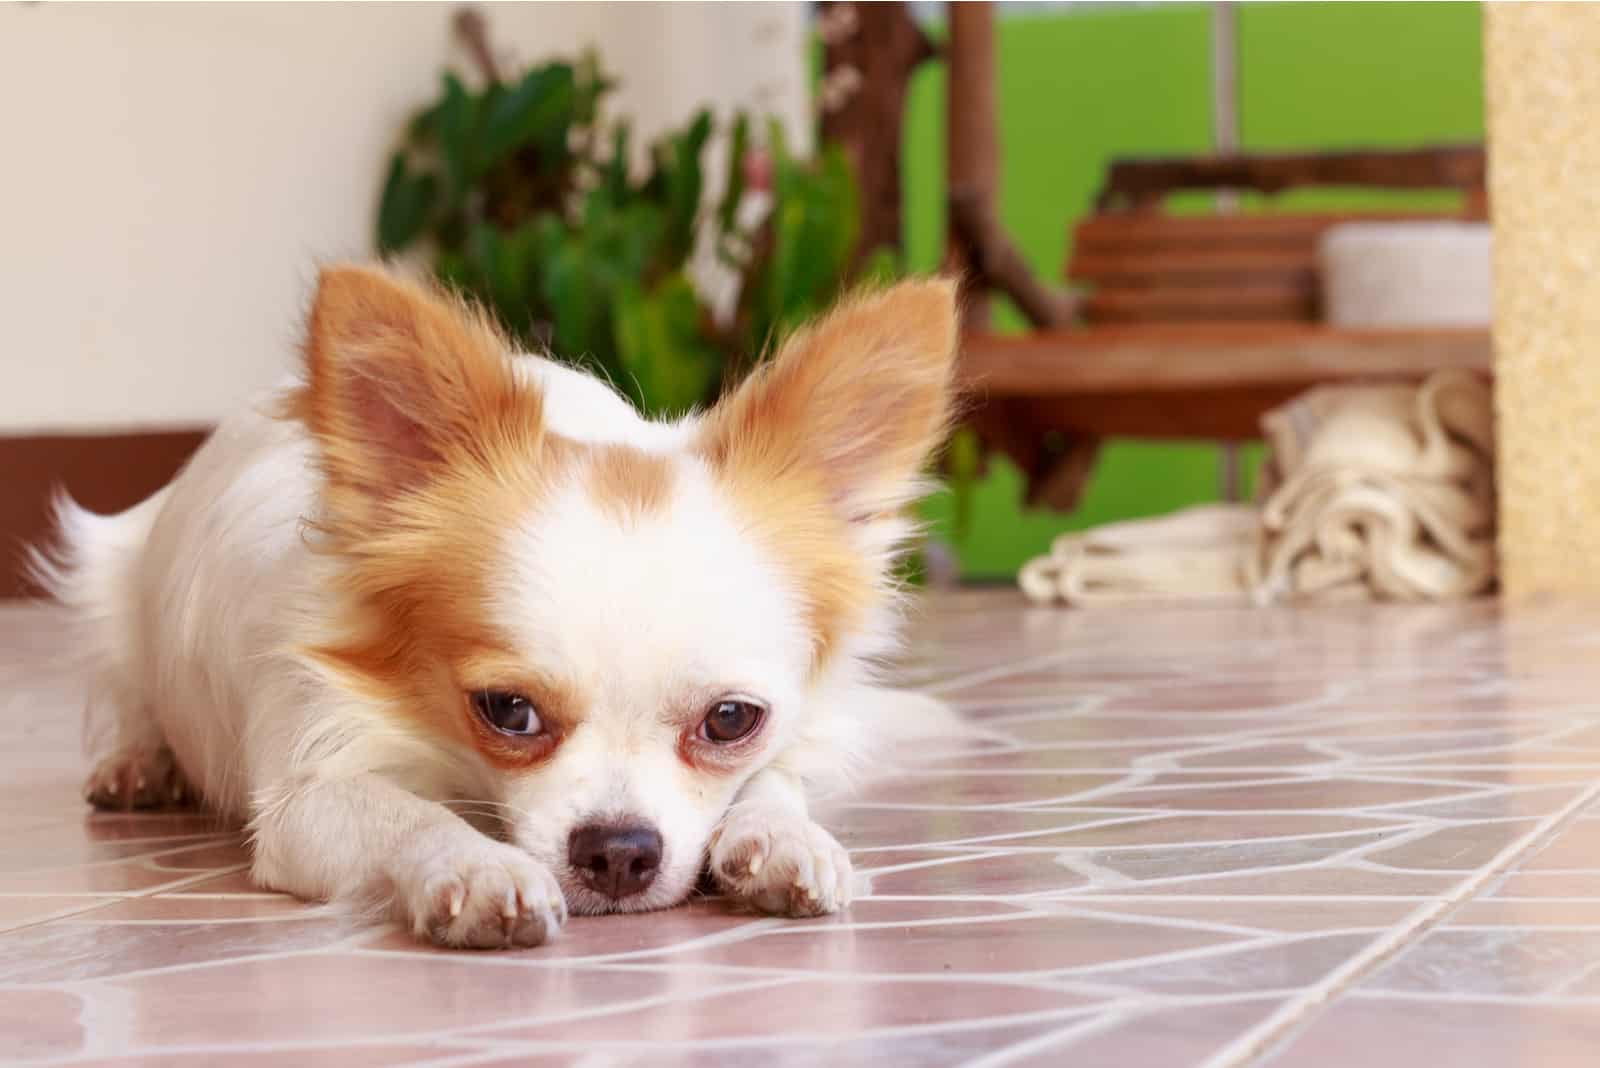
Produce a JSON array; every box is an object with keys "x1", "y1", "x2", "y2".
[
  {"x1": 823, "y1": 806, "x2": 1123, "y2": 850},
  {"x1": 469, "y1": 1017, "x2": 1097, "y2": 1068},
  {"x1": 164, "y1": 869, "x2": 276, "y2": 896},
  {"x1": 0, "y1": 913, "x2": 363, "y2": 984},
  {"x1": 106, "y1": 957, "x2": 737, "y2": 1047},
  {"x1": 0, "y1": 856, "x2": 224, "y2": 895},
  {"x1": 1359, "y1": 928, "x2": 1600, "y2": 997},
  {"x1": 1512, "y1": 810, "x2": 1600, "y2": 870},
  {"x1": 1490, "y1": 872, "x2": 1600, "y2": 898},
  {"x1": 68, "y1": 1046, "x2": 478, "y2": 1068},
  {"x1": 9, "y1": 592, "x2": 1600, "y2": 1063},
  {"x1": 0, "y1": 989, "x2": 87, "y2": 1061},
  {"x1": 862, "y1": 852, "x2": 1091, "y2": 896},
  {"x1": 492, "y1": 975, "x2": 1101, "y2": 1043},
  {"x1": 1011, "y1": 997, "x2": 1286, "y2": 1067},
  {"x1": 635, "y1": 912, "x2": 1237, "y2": 975},
  {"x1": 82, "y1": 893, "x2": 323, "y2": 922},
  {"x1": 1362, "y1": 820, "x2": 1543, "y2": 872},
  {"x1": 1268, "y1": 997, "x2": 1600, "y2": 1068},
  {"x1": 1452, "y1": 898, "x2": 1600, "y2": 926},
  {"x1": 1089, "y1": 776, "x2": 1490, "y2": 812},
  {"x1": 0, "y1": 894, "x2": 117, "y2": 931},
  {"x1": 1054, "y1": 897, "x2": 1419, "y2": 934},
  {"x1": 1099, "y1": 864, "x2": 1461, "y2": 898}
]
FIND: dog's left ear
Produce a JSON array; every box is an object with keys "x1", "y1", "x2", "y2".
[
  {"x1": 700, "y1": 279, "x2": 961, "y2": 521},
  {"x1": 298, "y1": 264, "x2": 543, "y2": 522}
]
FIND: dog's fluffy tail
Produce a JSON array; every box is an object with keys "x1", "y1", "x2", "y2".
[{"x1": 26, "y1": 488, "x2": 167, "y2": 753}]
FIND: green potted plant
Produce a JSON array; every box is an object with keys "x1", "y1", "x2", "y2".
[{"x1": 375, "y1": 51, "x2": 895, "y2": 420}]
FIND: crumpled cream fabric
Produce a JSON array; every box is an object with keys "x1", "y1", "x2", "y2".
[{"x1": 1018, "y1": 369, "x2": 1496, "y2": 606}]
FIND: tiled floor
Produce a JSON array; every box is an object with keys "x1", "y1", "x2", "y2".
[{"x1": 4, "y1": 592, "x2": 1600, "y2": 1065}]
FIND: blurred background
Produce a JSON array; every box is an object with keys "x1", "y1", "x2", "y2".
[{"x1": 0, "y1": 1, "x2": 1488, "y2": 595}]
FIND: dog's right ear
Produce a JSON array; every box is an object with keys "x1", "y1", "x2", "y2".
[{"x1": 297, "y1": 264, "x2": 543, "y2": 521}]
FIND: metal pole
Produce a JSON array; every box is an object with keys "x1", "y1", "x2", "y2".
[{"x1": 1212, "y1": 1, "x2": 1245, "y2": 501}]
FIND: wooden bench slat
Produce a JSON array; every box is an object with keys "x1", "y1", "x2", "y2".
[
  {"x1": 1068, "y1": 246, "x2": 1316, "y2": 286},
  {"x1": 1084, "y1": 284, "x2": 1316, "y2": 324},
  {"x1": 1073, "y1": 210, "x2": 1480, "y2": 254},
  {"x1": 957, "y1": 324, "x2": 1492, "y2": 396},
  {"x1": 1098, "y1": 145, "x2": 1486, "y2": 208}
]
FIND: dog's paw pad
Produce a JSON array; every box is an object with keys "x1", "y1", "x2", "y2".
[
  {"x1": 84, "y1": 745, "x2": 193, "y2": 811},
  {"x1": 403, "y1": 841, "x2": 567, "y2": 950},
  {"x1": 708, "y1": 803, "x2": 852, "y2": 918}
]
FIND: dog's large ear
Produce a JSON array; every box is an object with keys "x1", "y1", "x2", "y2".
[
  {"x1": 297, "y1": 264, "x2": 542, "y2": 519},
  {"x1": 700, "y1": 279, "x2": 960, "y2": 521}
]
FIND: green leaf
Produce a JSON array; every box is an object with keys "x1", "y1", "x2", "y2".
[
  {"x1": 376, "y1": 153, "x2": 438, "y2": 253},
  {"x1": 466, "y1": 220, "x2": 544, "y2": 342},
  {"x1": 760, "y1": 141, "x2": 862, "y2": 341},
  {"x1": 573, "y1": 50, "x2": 615, "y2": 127},
  {"x1": 613, "y1": 274, "x2": 719, "y2": 416},
  {"x1": 857, "y1": 245, "x2": 903, "y2": 285},
  {"x1": 716, "y1": 113, "x2": 749, "y2": 236},
  {"x1": 435, "y1": 249, "x2": 473, "y2": 292},
  {"x1": 946, "y1": 426, "x2": 983, "y2": 541},
  {"x1": 540, "y1": 227, "x2": 618, "y2": 378},
  {"x1": 434, "y1": 72, "x2": 480, "y2": 203},
  {"x1": 598, "y1": 123, "x2": 632, "y2": 206},
  {"x1": 657, "y1": 110, "x2": 713, "y2": 266},
  {"x1": 478, "y1": 64, "x2": 578, "y2": 171}
]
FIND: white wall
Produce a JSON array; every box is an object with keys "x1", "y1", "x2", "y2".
[{"x1": 0, "y1": 2, "x2": 808, "y2": 432}]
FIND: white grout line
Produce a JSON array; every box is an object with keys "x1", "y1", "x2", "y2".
[{"x1": 1199, "y1": 778, "x2": 1600, "y2": 1068}]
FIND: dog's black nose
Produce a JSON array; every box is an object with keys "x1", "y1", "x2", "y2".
[{"x1": 567, "y1": 823, "x2": 663, "y2": 900}]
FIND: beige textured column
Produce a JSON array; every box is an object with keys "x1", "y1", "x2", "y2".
[{"x1": 1486, "y1": 5, "x2": 1600, "y2": 596}]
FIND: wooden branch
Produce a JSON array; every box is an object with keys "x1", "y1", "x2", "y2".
[
  {"x1": 944, "y1": 2, "x2": 998, "y2": 329},
  {"x1": 818, "y1": 2, "x2": 936, "y2": 268},
  {"x1": 950, "y1": 189, "x2": 1081, "y2": 328},
  {"x1": 944, "y1": 2, "x2": 1099, "y2": 511},
  {"x1": 1098, "y1": 144, "x2": 1486, "y2": 210},
  {"x1": 454, "y1": 6, "x2": 502, "y2": 85}
]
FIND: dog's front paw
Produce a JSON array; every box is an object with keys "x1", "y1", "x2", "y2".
[
  {"x1": 708, "y1": 803, "x2": 853, "y2": 917},
  {"x1": 395, "y1": 832, "x2": 567, "y2": 949},
  {"x1": 84, "y1": 744, "x2": 193, "y2": 811}
]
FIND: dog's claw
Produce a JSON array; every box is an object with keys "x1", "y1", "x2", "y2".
[
  {"x1": 710, "y1": 803, "x2": 853, "y2": 918},
  {"x1": 84, "y1": 745, "x2": 194, "y2": 812}
]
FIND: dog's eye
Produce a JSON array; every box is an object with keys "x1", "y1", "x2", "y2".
[
  {"x1": 472, "y1": 691, "x2": 541, "y2": 736},
  {"x1": 701, "y1": 699, "x2": 764, "y2": 744}
]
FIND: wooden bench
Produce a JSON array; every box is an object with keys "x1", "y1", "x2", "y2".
[{"x1": 957, "y1": 145, "x2": 1492, "y2": 508}]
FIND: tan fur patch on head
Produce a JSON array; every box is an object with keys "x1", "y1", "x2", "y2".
[
  {"x1": 697, "y1": 278, "x2": 962, "y2": 668},
  {"x1": 586, "y1": 444, "x2": 676, "y2": 523},
  {"x1": 301, "y1": 453, "x2": 567, "y2": 754}
]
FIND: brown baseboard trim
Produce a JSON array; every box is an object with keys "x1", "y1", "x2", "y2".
[{"x1": 1, "y1": 429, "x2": 210, "y2": 598}]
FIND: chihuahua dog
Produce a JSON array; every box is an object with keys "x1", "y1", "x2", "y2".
[{"x1": 34, "y1": 265, "x2": 959, "y2": 948}]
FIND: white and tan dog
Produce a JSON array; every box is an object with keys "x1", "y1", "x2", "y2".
[{"x1": 34, "y1": 265, "x2": 959, "y2": 948}]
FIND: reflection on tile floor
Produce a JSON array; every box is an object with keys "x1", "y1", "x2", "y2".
[{"x1": 4, "y1": 592, "x2": 1600, "y2": 1064}]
